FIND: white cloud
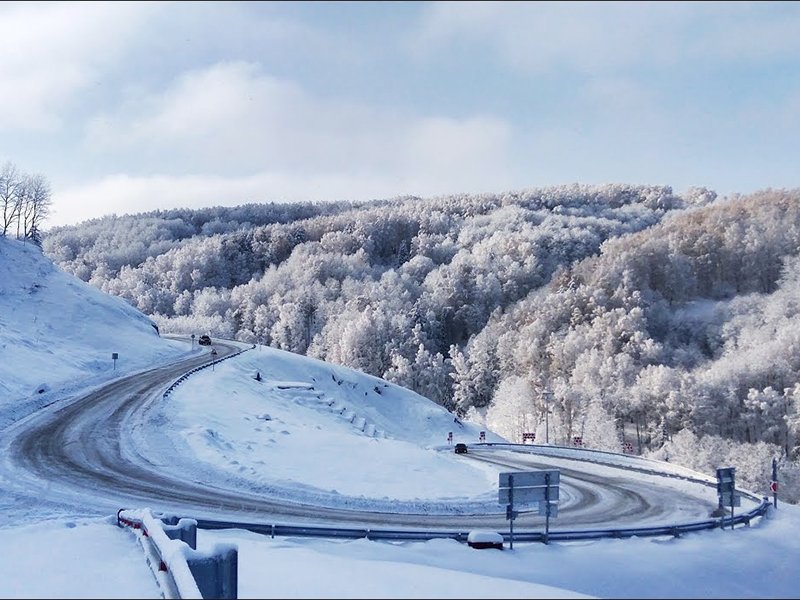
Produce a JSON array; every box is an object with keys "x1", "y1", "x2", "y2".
[
  {"x1": 0, "y1": 2, "x2": 157, "y2": 131},
  {"x1": 412, "y1": 1, "x2": 800, "y2": 74},
  {"x1": 51, "y1": 154, "x2": 514, "y2": 228},
  {"x1": 0, "y1": 68, "x2": 84, "y2": 131},
  {"x1": 84, "y1": 62, "x2": 309, "y2": 162},
  {"x1": 68, "y1": 61, "x2": 514, "y2": 226},
  {"x1": 51, "y1": 172, "x2": 303, "y2": 227},
  {"x1": 85, "y1": 61, "x2": 513, "y2": 175},
  {"x1": 401, "y1": 116, "x2": 513, "y2": 183}
]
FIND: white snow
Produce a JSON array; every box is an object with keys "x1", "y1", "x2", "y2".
[
  {"x1": 0, "y1": 238, "x2": 191, "y2": 423},
  {"x1": 1, "y1": 235, "x2": 799, "y2": 599}
]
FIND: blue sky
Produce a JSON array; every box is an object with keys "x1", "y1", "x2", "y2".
[{"x1": 4, "y1": 1, "x2": 799, "y2": 227}]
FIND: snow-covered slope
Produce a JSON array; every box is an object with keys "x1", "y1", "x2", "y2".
[
  {"x1": 0, "y1": 234, "x2": 504, "y2": 510},
  {"x1": 135, "y1": 344, "x2": 508, "y2": 510},
  {"x1": 0, "y1": 236, "x2": 188, "y2": 407},
  {"x1": 2, "y1": 237, "x2": 799, "y2": 600}
]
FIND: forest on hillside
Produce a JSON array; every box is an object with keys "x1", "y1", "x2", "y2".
[{"x1": 42, "y1": 183, "x2": 800, "y2": 501}]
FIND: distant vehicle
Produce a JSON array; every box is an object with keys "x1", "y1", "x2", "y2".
[
  {"x1": 198, "y1": 335, "x2": 212, "y2": 346},
  {"x1": 454, "y1": 443, "x2": 468, "y2": 454}
]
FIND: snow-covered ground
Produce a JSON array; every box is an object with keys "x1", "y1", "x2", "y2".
[
  {"x1": 0, "y1": 237, "x2": 191, "y2": 426},
  {"x1": 1, "y1": 235, "x2": 799, "y2": 599}
]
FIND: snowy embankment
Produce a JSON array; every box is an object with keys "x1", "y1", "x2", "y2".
[{"x1": 0, "y1": 237, "x2": 191, "y2": 426}]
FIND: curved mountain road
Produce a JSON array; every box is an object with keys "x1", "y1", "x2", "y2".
[{"x1": 1, "y1": 341, "x2": 722, "y2": 531}]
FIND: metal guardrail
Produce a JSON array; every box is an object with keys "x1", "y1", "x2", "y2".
[
  {"x1": 479, "y1": 441, "x2": 719, "y2": 484},
  {"x1": 188, "y1": 441, "x2": 775, "y2": 546},
  {"x1": 163, "y1": 344, "x2": 252, "y2": 399},
  {"x1": 192, "y1": 496, "x2": 772, "y2": 545},
  {"x1": 118, "y1": 509, "x2": 238, "y2": 599}
]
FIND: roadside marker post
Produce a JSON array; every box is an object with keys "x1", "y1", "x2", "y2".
[
  {"x1": 771, "y1": 457, "x2": 779, "y2": 509},
  {"x1": 716, "y1": 467, "x2": 739, "y2": 530}
]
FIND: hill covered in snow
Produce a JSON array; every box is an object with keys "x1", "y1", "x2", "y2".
[
  {"x1": 139, "y1": 343, "x2": 507, "y2": 516},
  {"x1": 0, "y1": 236, "x2": 188, "y2": 420},
  {"x1": 2, "y1": 231, "x2": 800, "y2": 600},
  {"x1": 0, "y1": 233, "x2": 503, "y2": 515}
]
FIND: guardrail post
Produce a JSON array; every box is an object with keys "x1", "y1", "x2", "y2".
[
  {"x1": 186, "y1": 543, "x2": 238, "y2": 599},
  {"x1": 162, "y1": 517, "x2": 198, "y2": 550}
]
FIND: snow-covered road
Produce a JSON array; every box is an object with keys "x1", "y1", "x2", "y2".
[{"x1": 0, "y1": 341, "x2": 731, "y2": 533}]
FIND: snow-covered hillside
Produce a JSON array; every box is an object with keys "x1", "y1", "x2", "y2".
[
  {"x1": 0, "y1": 236, "x2": 188, "y2": 413},
  {"x1": 135, "y1": 345, "x2": 507, "y2": 513},
  {"x1": 0, "y1": 232, "x2": 504, "y2": 517},
  {"x1": 2, "y1": 234, "x2": 800, "y2": 600}
]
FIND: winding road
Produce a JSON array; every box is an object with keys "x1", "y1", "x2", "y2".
[{"x1": 0, "y1": 340, "x2": 723, "y2": 531}]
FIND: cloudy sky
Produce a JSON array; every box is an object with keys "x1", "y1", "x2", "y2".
[{"x1": 4, "y1": 1, "x2": 800, "y2": 228}]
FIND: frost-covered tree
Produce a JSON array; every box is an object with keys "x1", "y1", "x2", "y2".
[
  {"x1": 580, "y1": 398, "x2": 622, "y2": 452},
  {"x1": 485, "y1": 376, "x2": 538, "y2": 443}
]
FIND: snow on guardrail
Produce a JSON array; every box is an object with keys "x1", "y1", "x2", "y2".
[
  {"x1": 162, "y1": 344, "x2": 252, "y2": 400},
  {"x1": 118, "y1": 508, "x2": 238, "y2": 599}
]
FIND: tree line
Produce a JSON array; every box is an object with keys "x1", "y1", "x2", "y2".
[{"x1": 0, "y1": 161, "x2": 52, "y2": 246}]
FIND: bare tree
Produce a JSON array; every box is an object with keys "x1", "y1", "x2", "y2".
[
  {"x1": 0, "y1": 161, "x2": 52, "y2": 244},
  {"x1": 21, "y1": 173, "x2": 51, "y2": 245},
  {"x1": 0, "y1": 161, "x2": 23, "y2": 236}
]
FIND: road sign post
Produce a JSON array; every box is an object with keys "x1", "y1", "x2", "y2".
[
  {"x1": 508, "y1": 474, "x2": 515, "y2": 549},
  {"x1": 544, "y1": 472, "x2": 552, "y2": 544},
  {"x1": 191, "y1": 333, "x2": 195, "y2": 349},
  {"x1": 111, "y1": 352, "x2": 118, "y2": 370},
  {"x1": 499, "y1": 470, "x2": 560, "y2": 546},
  {"x1": 772, "y1": 457, "x2": 779, "y2": 509},
  {"x1": 716, "y1": 467, "x2": 738, "y2": 530}
]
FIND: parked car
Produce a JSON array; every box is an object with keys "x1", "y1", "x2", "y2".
[
  {"x1": 198, "y1": 334, "x2": 212, "y2": 346},
  {"x1": 454, "y1": 443, "x2": 468, "y2": 454}
]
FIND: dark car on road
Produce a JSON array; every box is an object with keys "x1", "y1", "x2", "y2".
[
  {"x1": 198, "y1": 334, "x2": 212, "y2": 346},
  {"x1": 454, "y1": 443, "x2": 468, "y2": 454}
]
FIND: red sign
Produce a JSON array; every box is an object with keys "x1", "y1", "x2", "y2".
[
  {"x1": 479, "y1": 431, "x2": 486, "y2": 442},
  {"x1": 522, "y1": 432, "x2": 536, "y2": 443},
  {"x1": 447, "y1": 432, "x2": 453, "y2": 444},
  {"x1": 572, "y1": 436, "x2": 583, "y2": 447},
  {"x1": 770, "y1": 480, "x2": 778, "y2": 493}
]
